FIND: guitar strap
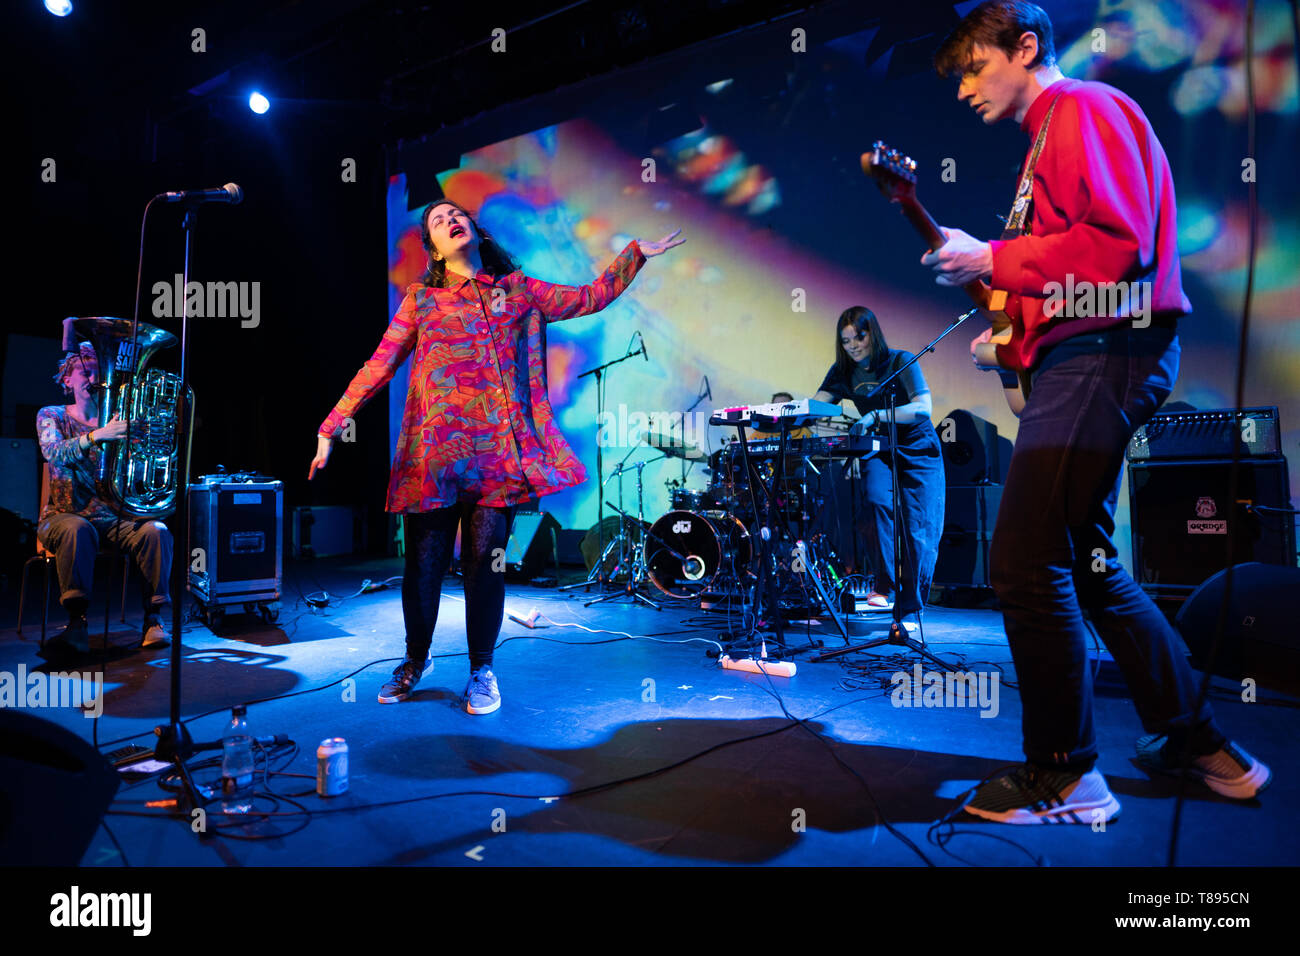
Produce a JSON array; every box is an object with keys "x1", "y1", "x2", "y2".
[
  {"x1": 996, "y1": 93, "x2": 1062, "y2": 393},
  {"x1": 1002, "y1": 94, "x2": 1061, "y2": 239}
]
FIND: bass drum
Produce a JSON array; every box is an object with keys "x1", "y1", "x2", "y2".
[{"x1": 646, "y1": 510, "x2": 751, "y2": 599}]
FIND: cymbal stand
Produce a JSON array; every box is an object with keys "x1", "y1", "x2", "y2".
[
  {"x1": 587, "y1": 457, "x2": 662, "y2": 609},
  {"x1": 563, "y1": 346, "x2": 643, "y2": 593}
]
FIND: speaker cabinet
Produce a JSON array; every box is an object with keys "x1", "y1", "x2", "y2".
[
  {"x1": 504, "y1": 511, "x2": 560, "y2": 579},
  {"x1": 938, "y1": 409, "x2": 1011, "y2": 485},
  {"x1": 1175, "y1": 562, "x2": 1300, "y2": 694},
  {"x1": 934, "y1": 484, "x2": 1003, "y2": 586},
  {"x1": 0, "y1": 711, "x2": 120, "y2": 865},
  {"x1": 1128, "y1": 458, "x2": 1295, "y2": 594}
]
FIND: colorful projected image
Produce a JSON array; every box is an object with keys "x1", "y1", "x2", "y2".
[{"x1": 382, "y1": 0, "x2": 1298, "y2": 560}]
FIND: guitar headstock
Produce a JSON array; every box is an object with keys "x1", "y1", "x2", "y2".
[{"x1": 862, "y1": 140, "x2": 917, "y2": 204}]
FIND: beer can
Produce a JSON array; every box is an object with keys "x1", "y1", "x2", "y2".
[{"x1": 316, "y1": 737, "x2": 349, "y2": 797}]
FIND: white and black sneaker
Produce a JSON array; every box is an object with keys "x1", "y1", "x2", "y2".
[
  {"x1": 378, "y1": 657, "x2": 431, "y2": 703},
  {"x1": 1135, "y1": 734, "x2": 1272, "y2": 800},
  {"x1": 963, "y1": 763, "x2": 1121, "y2": 825}
]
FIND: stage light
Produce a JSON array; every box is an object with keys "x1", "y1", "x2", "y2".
[
  {"x1": 45, "y1": 0, "x2": 73, "y2": 16},
  {"x1": 248, "y1": 91, "x2": 270, "y2": 114}
]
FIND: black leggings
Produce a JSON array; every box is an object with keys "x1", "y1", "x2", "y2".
[{"x1": 402, "y1": 503, "x2": 515, "y2": 670}]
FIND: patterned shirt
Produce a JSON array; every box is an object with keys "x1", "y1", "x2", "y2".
[
  {"x1": 319, "y1": 241, "x2": 647, "y2": 511},
  {"x1": 36, "y1": 405, "x2": 120, "y2": 521}
]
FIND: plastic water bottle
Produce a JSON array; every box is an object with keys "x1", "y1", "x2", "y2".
[{"x1": 221, "y1": 704, "x2": 254, "y2": 814}]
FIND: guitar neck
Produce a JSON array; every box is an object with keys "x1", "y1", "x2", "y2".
[
  {"x1": 899, "y1": 196, "x2": 1001, "y2": 313},
  {"x1": 864, "y1": 139, "x2": 1026, "y2": 415},
  {"x1": 902, "y1": 198, "x2": 946, "y2": 251}
]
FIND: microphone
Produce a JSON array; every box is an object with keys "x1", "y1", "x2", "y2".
[
  {"x1": 158, "y1": 183, "x2": 244, "y2": 206},
  {"x1": 637, "y1": 331, "x2": 648, "y2": 363}
]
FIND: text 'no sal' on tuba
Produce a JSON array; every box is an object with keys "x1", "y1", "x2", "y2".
[{"x1": 72, "y1": 317, "x2": 191, "y2": 520}]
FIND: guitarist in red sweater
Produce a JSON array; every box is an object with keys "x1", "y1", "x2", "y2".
[{"x1": 922, "y1": 1, "x2": 1270, "y2": 824}]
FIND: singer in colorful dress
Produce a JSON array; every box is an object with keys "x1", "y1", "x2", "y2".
[{"x1": 311, "y1": 198, "x2": 683, "y2": 714}]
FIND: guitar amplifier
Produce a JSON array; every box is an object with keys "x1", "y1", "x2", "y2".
[
  {"x1": 188, "y1": 476, "x2": 283, "y2": 608},
  {"x1": 1126, "y1": 407, "x2": 1280, "y2": 461},
  {"x1": 1128, "y1": 458, "x2": 1295, "y2": 594}
]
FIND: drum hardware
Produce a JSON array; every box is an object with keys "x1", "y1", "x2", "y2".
[
  {"x1": 669, "y1": 487, "x2": 717, "y2": 512},
  {"x1": 708, "y1": 408, "x2": 842, "y2": 654},
  {"x1": 585, "y1": 454, "x2": 664, "y2": 610},
  {"x1": 565, "y1": 338, "x2": 646, "y2": 594},
  {"x1": 658, "y1": 375, "x2": 712, "y2": 487}
]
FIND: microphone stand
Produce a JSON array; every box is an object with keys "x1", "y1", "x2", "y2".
[
  {"x1": 814, "y1": 308, "x2": 978, "y2": 666},
  {"x1": 150, "y1": 204, "x2": 203, "y2": 815},
  {"x1": 149, "y1": 198, "x2": 284, "y2": 826},
  {"x1": 560, "y1": 347, "x2": 643, "y2": 593}
]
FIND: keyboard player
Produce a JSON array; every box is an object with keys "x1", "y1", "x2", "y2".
[{"x1": 810, "y1": 306, "x2": 945, "y2": 613}]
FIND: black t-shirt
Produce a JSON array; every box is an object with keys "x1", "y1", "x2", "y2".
[{"x1": 818, "y1": 349, "x2": 938, "y2": 453}]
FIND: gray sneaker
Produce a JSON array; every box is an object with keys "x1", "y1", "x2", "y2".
[{"x1": 465, "y1": 667, "x2": 500, "y2": 715}]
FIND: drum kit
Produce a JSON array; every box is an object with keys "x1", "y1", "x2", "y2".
[
  {"x1": 591, "y1": 399, "x2": 883, "y2": 615},
  {"x1": 584, "y1": 426, "x2": 756, "y2": 606}
]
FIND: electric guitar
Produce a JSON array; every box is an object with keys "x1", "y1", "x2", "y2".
[{"x1": 862, "y1": 140, "x2": 1028, "y2": 417}]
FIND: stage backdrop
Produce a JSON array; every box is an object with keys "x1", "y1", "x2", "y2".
[{"x1": 381, "y1": 0, "x2": 1298, "y2": 570}]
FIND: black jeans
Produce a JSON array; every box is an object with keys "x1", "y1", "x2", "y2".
[
  {"x1": 402, "y1": 502, "x2": 515, "y2": 670},
  {"x1": 989, "y1": 325, "x2": 1225, "y2": 772}
]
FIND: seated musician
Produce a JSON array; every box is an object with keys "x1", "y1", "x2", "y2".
[
  {"x1": 34, "y1": 343, "x2": 173, "y2": 662},
  {"x1": 811, "y1": 306, "x2": 945, "y2": 612}
]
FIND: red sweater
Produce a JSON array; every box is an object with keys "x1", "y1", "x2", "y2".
[{"x1": 989, "y1": 78, "x2": 1192, "y2": 371}]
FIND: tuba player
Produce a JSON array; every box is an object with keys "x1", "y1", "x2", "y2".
[{"x1": 34, "y1": 343, "x2": 174, "y2": 662}]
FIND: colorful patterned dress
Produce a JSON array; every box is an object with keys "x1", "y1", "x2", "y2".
[{"x1": 319, "y1": 241, "x2": 646, "y2": 511}]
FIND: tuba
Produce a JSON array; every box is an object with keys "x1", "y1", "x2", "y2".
[{"x1": 72, "y1": 317, "x2": 187, "y2": 519}]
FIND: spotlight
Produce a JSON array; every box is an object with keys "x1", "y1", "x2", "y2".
[
  {"x1": 248, "y1": 91, "x2": 270, "y2": 114},
  {"x1": 45, "y1": 0, "x2": 73, "y2": 15}
]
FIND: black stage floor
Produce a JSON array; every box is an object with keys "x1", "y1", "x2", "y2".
[{"x1": 2, "y1": 554, "x2": 1295, "y2": 868}]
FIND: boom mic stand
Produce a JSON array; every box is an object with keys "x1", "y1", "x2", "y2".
[
  {"x1": 146, "y1": 202, "x2": 205, "y2": 815},
  {"x1": 560, "y1": 345, "x2": 643, "y2": 593},
  {"x1": 672, "y1": 378, "x2": 710, "y2": 491},
  {"x1": 145, "y1": 193, "x2": 288, "y2": 824},
  {"x1": 814, "y1": 308, "x2": 978, "y2": 666}
]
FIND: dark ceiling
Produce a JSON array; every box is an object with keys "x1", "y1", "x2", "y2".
[{"x1": 19, "y1": 0, "x2": 971, "y2": 163}]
